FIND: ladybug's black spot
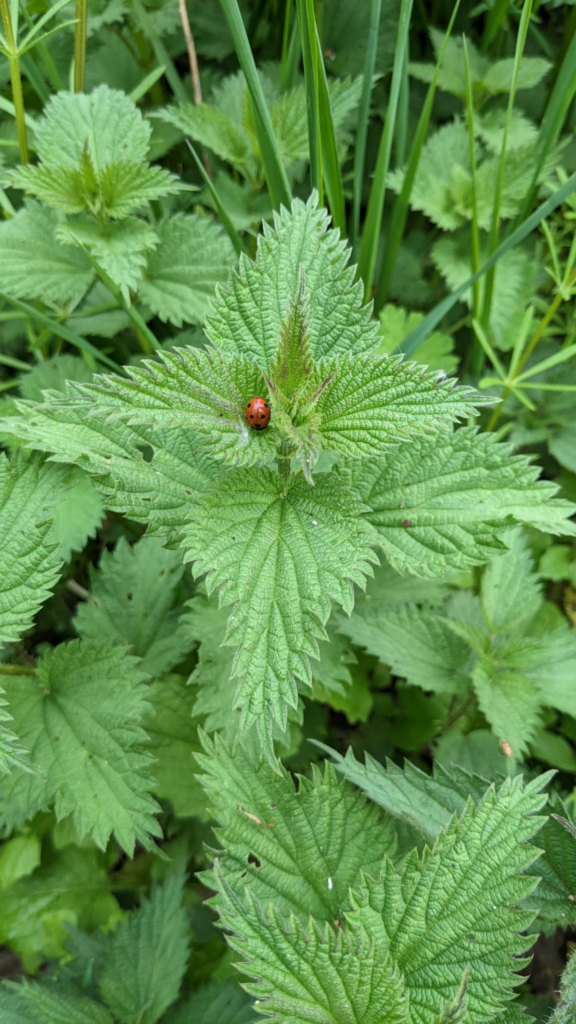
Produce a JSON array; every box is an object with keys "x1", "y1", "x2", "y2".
[
  {"x1": 260, "y1": 414, "x2": 265, "y2": 419},
  {"x1": 264, "y1": 402, "x2": 269, "y2": 408}
]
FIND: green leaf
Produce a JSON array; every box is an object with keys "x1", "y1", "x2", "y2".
[
  {"x1": 349, "y1": 774, "x2": 549, "y2": 1024},
  {"x1": 187, "y1": 593, "x2": 303, "y2": 757},
  {"x1": 74, "y1": 537, "x2": 194, "y2": 676},
  {"x1": 197, "y1": 731, "x2": 395, "y2": 922},
  {"x1": 0, "y1": 844, "x2": 119, "y2": 967},
  {"x1": 523, "y1": 795, "x2": 576, "y2": 932},
  {"x1": 205, "y1": 194, "x2": 380, "y2": 367},
  {"x1": 182, "y1": 470, "x2": 378, "y2": 755},
  {"x1": 214, "y1": 773, "x2": 549, "y2": 1024},
  {"x1": 312, "y1": 352, "x2": 490, "y2": 457},
  {"x1": 159, "y1": 102, "x2": 254, "y2": 174},
  {"x1": 138, "y1": 214, "x2": 236, "y2": 327},
  {"x1": 337, "y1": 602, "x2": 471, "y2": 694},
  {"x1": 19, "y1": 355, "x2": 93, "y2": 401},
  {"x1": 32, "y1": 86, "x2": 151, "y2": 169},
  {"x1": 472, "y1": 661, "x2": 543, "y2": 757},
  {"x1": 322, "y1": 0, "x2": 401, "y2": 77},
  {"x1": 0, "y1": 835, "x2": 40, "y2": 890},
  {"x1": 312, "y1": 742, "x2": 488, "y2": 843},
  {"x1": 4, "y1": 393, "x2": 218, "y2": 538},
  {"x1": 12, "y1": 87, "x2": 181, "y2": 220},
  {"x1": 481, "y1": 530, "x2": 542, "y2": 634},
  {"x1": 0, "y1": 641, "x2": 162, "y2": 854},
  {"x1": 84, "y1": 349, "x2": 277, "y2": 469},
  {"x1": 409, "y1": 29, "x2": 551, "y2": 100},
  {"x1": 99, "y1": 868, "x2": 189, "y2": 1024},
  {"x1": 432, "y1": 235, "x2": 539, "y2": 352},
  {"x1": 0, "y1": 982, "x2": 114, "y2": 1024},
  {"x1": 377, "y1": 304, "x2": 459, "y2": 375},
  {"x1": 216, "y1": 876, "x2": 409, "y2": 1024},
  {"x1": 0, "y1": 204, "x2": 93, "y2": 306},
  {"x1": 51, "y1": 468, "x2": 104, "y2": 562},
  {"x1": 0, "y1": 451, "x2": 66, "y2": 645},
  {"x1": 57, "y1": 218, "x2": 159, "y2": 301},
  {"x1": 164, "y1": 979, "x2": 255, "y2": 1024},
  {"x1": 143, "y1": 675, "x2": 208, "y2": 818},
  {"x1": 353, "y1": 427, "x2": 576, "y2": 578}
]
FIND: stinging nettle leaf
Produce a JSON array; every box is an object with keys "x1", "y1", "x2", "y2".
[
  {"x1": 99, "y1": 867, "x2": 189, "y2": 1024},
  {"x1": 0, "y1": 451, "x2": 67, "y2": 646},
  {"x1": 0, "y1": 641, "x2": 162, "y2": 854},
  {"x1": 74, "y1": 536, "x2": 194, "y2": 676},
  {"x1": 353, "y1": 427, "x2": 576, "y2": 577},
  {"x1": 205, "y1": 194, "x2": 380, "y2": 366},
  {"x1": 182, "y1": 470, "x2": 378, "y2": 755},
  {"x1": 138, "y1": 214, "x2": 236, "y2": 327},
  {"x1": 84, "y1": 349, "x2": 277, "y2": 469},
  {"x1": 197, "y1": 731, "x2": 395, "y2": 922}
]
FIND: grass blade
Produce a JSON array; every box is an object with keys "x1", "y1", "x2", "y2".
[
  {"x1": 515, "y1": 25, "x2": 576, "y2": 226},
  {"x1": 357, "y1": 0, "x2": 414, "y2": 303},
  {"x1": 399, "y1": 168, "x2": 576, "y2": 357},
  {"x1": 376, "y1": 0, "x2": 461, "y2": 306},
  {"x1": 185, "y1": 139, "x2": 248, "y2": 257},
  {"x1": 481, "y1": 0, "x2": 533, "y2": 328},
  {"x1": 314, "y1": 21, "x2": 345, "y2": 232},
  {"x1": 0, "y1": 294, "x2": 123, "y2": 373},
  {"x1": 218, "y1": 0, "x2": 291, "y2": 209},
  {"x1": 295, "y1": 0, "x2": 322, "y2": 201},
  {"x1": 351, "y1": 0, "x2": 382, "y2": 250}
]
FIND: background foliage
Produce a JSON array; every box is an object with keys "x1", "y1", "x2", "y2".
[{"x1": 0, "y1": 0, "x2": 576, "y2": 1020}]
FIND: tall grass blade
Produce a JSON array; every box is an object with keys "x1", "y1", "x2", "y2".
[
  {"x1": 481, "y1": 0, "x2": 533, "y2": 328},
  {"x1": 0, "y1": 294, "x2": 123, "y2": 373},
  {"x1": 357, "y1": 0, "x2": 414, "y2": 302},
  {"x1": 516, "y1": 26, "x2": 576, "y2": 225},
  {"x1": 351, "y1": 0, "x2": 382, "y2": 250},
  {"x1": 398, "y1": 168, "x2": 576, "y2": 357},
  {"x1": 295, "y1": 0, "x2": 322, "y2": 201},
  {"x1": 314, "y1": 22, "x2": 345, "y2": 232},
  {"x1": 376, "y1": 0, "x2": 460, "y2": 307},
  {"x1": 218, "y1": 0, "x2": 291, "y2": 209},
  {"x1": 185, "y1": 140, "x2": 248, "y2": 257}
]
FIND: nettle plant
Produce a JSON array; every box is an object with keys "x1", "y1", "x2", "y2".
[{"x1": 2, "y1": 196, "x2": 576, "y2": 1021}]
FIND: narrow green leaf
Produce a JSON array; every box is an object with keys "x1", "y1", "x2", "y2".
[
  {"x1": 357, "y1": 0, "x2": 415, "y2": 300},
  {"x1": 217, "y1": 0, "x2": 291, "y2": 208}
]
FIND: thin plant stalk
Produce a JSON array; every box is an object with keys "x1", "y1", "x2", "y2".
[
  {"x1": 376, "y1": 0, "x2": 461, "y2": 306},
  {"x1": 357, "y1": 0, "x2": 414, "y2": 303},
  {"x1": 0, "y1": 0, "x2": 28, "y2": 163},
  {"x1": 351, "y1": 0, "x2": 382, "y2": 250},
  {"x1": 295, "y1": 0, "x2": 322, "y2": 202},
  {"x1": 481, "y1": 0, "x2": 533, "y2": 328},
  {"x1": 73, "y1": 0, "x2": 87, "y2": 92},
  {"x1": 463, "y1": 36, "x2": 483, "y2": 375},
  {"x1": 178, "y1": 0, "x2": 202, "y2": 104},
  {"x1": 516, "y1": 25, "x2": 576, "y2": 226},
  {"x1": 218, "y1": 0, "x2": 291, "y2": 209}
]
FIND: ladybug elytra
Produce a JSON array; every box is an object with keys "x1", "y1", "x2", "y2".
[{"x1": 246, "y1": 396, "x2": 270, "y2": 431}]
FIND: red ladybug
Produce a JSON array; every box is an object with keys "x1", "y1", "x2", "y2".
[{"x1": 246, "y1": 397, "x2": 270, "y2": 431}]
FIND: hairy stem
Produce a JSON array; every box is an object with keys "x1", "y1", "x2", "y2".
[
  {"x1": 74, "y1": 0, "x2": 88, "y2": 92},
  {"x1": 0, "y1": 0, "x2": 29, "y2": 163},
  {"x1": 0, "y1": 663, "x2": 36, "y2": 676}
]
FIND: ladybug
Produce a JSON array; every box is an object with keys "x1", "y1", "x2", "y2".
[{"x1": 246, "y1": 397, "x2": 270, "y2": 431}]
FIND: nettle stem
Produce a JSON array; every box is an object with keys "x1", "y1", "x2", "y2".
[
  {"x1": 0, "y1": 663, "x2": 35, "y2": 676},
  {"x1": 74, "y1": 0, "x2": 88, "y2": 92},
  {"x1": 0, "y1": 0, "x2": 28, "y2": 164}
]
